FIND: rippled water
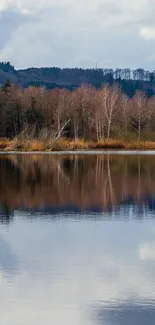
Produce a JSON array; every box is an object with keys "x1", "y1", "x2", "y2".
[{"x1": 1, "y1": 153, "x2": 155, "y2": 325}]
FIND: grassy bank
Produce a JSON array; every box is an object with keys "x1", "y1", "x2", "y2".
[{"x1": 1, "y1": 138, "x2": 155, "y2": 151}]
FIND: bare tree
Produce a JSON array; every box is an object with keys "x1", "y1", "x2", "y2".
[
  {"x1": 70, "y1": 90, "x2": 81, "y2": 140},
  {"x1": 121, "y1": 93, "x2": 130, "y2": 137},
  {"x1": 94, "y1": 90, "x2": 106, "y2": 140},
  {"x1": 130, "y1": 91, "x2": 148, "y2": 141},
  {"x1": 99, "y1": 85, "x2": 120, "y2": 140}
]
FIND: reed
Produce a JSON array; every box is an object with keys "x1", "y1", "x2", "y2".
[
  {"x1": 29, "y1": 140, "x2": 46, "y2": 152},
  {"x1": 1, "y1": 137, "x2": 155, "y2": 151}
]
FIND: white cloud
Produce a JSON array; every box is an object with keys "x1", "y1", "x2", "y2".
[
  {"x1": 140, "y1": 243, "x2": 155, "y2": 259},
  {"x1": 0, "y1": 0, "x2": 29, "y2": 14},
  {"x1": 140, "y1": 27, "x2": 155, "y2": 39},
  {"x1": 0, "y1": 0, "x2": 155, "y2": 68}
]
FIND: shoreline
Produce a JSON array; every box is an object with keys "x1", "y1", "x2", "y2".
[
  {"x1": 1, "y1": 149, "x2": 155, "y2": 155},
  {"x1": 1, "y1": 138, "x2": 155, "y2": 153}
]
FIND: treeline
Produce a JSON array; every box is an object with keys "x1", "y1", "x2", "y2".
[
  {"x1": 1, "y1": 62, "x2": 155, "y2": 97},
  {"x1": 1, "y1": 80, "x2": 155, "y2": 142}
]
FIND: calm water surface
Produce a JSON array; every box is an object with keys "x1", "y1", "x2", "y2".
[{"x1": 1, "y1": 153, "x2": 155, "y2": 325}]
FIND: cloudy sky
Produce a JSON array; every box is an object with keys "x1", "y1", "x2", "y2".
[{"x1": 0, "y1": 0, "x2": 155, "y2": 69}]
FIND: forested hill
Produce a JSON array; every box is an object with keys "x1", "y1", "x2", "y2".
[{"x1": 1, "y1": 61, "x2": 155, "y2": 97}]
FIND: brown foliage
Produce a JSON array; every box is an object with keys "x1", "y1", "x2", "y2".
[{"x1": 0, "y1": 83, "x2": 155, "y2": 143}]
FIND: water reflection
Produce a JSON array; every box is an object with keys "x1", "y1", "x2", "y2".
[
  {"x1": 0, "y1": 219, "x2": 155, "y2": 325},
  {"x1": 0, "y1": 154, "x2": 155, "y2": 324},
  {"x1": 0, "y1": 154, "x2": 155, "y2": 220},
  {"x1": 94, "y1": 300, "x2": 155, "y2": 325}
]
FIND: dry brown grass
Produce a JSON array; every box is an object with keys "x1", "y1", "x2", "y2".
[
  {"x1": 48, "y1": 138, "x2": 94, "y2": 151},
  {"x1": 6, "y1": 138, "x2": 45, "y2": 151},
  {"x1": 50, "y1": 138, "x2": 70, "y2": 151},
  {"x1": 7, "y1": 138, "x2": 28, "y2": 151},
  {"x1": 93, "y1": 139, "x2": 155, "y2": 150},
  {"x1": 29, "y1": 140, "x2": 46, "y2": 152},
  {"x1": 125, "y1": 141, "x2": 155, "y2": 150},
  {"x1": 1, "y1": 137, "x2": 155, "y2": 151},
  {"x1": 69, "y1": 139, "x2": 89, "y2": 150},
  {"x1": 0, "y1": 138, "x2": 11, "y2": 149},
  {"x1": 95, "y1": 139, "x2": 125, "y2": 149}
]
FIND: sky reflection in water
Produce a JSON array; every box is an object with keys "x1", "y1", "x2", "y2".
[{"x1": 0, "y1": 154, "x2": 155, "y2": 325}]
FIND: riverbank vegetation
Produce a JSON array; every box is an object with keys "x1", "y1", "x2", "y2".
[{"x1": 1, "y1": 80, "x2": 155, "y2": 150}]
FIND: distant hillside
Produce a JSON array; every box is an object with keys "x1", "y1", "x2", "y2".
[{"x1": 1, "y1": 61, "x2": 155, "y2": 97}]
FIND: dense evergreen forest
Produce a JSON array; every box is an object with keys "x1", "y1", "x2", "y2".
[{"x1": 1, "y1": 61, "x2": 155, "y2": 97}]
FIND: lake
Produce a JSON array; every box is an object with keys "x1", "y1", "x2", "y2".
[{"x1": 1, "y1": 153, "x2": 155, "y2": 325}]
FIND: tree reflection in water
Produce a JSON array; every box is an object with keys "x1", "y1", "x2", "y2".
[{"x1": 0, "y1": 154, "x2": 155, "y2": 221}]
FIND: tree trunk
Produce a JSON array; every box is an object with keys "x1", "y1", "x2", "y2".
[{"x1": 107, "y1": 120, "x2": 111, "y2": 140}]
